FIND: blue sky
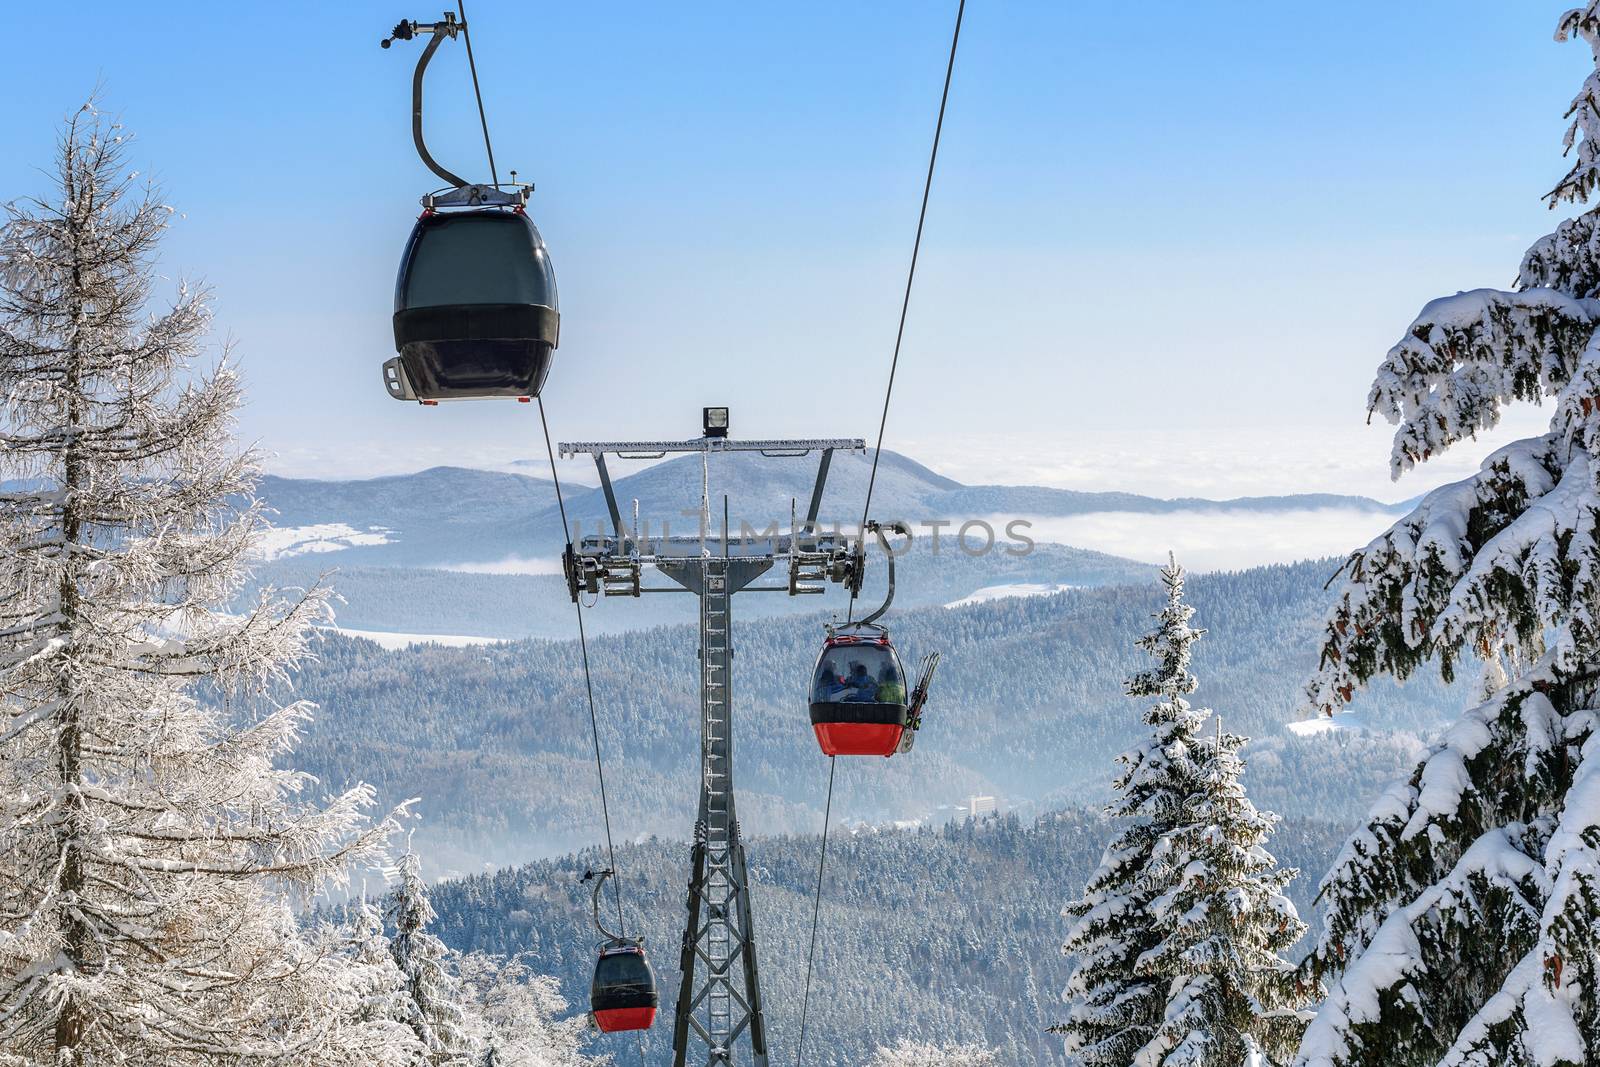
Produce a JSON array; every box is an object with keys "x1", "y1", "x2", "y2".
[{"x1": 0, "y1": 1, "x2": 1585, "y2": 498}]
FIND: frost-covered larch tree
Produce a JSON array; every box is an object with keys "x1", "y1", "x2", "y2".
[
  {"x1": 390, "y1": 851, "x2": 475, "y2": 1064},
  {"x1": 1059, "y1": 558, "x2": 1308, "y2": 1067},
  {"x1": 1293, "y1": 8, "x2": 1600, "y2": 1066},
  {"x1": 0, "y1": 103, "x2": 405, "y2": 1066}
]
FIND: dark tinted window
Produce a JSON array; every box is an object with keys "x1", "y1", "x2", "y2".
[
  {"x1": 595, "y1": 951, "x2": 654, "y2": 994},
  {"x1": 402, "y1": 214, "x2": 557, "y2": 308},
  {"x1": 811, "y1": 643, "x2": 905, "y2": 705}
]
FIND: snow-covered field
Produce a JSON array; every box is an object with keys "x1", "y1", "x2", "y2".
[
  {"x1": 945, "y1": 582, "x2": 1075, "y2": 609},
  {"x1": 331, "y1": 627, "x2": 506, "y2": 650},
  {"x1": 257, "y1": 523, "x2": 393, "y2": 560},
  {"x1": 1286, "y1": 714, "x2": 1362, "y2": 737}
]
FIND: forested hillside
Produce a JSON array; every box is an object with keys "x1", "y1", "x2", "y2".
[
  {"x1": 292, "y1": 559, "x2": 1460, "y2": 873},
  {"x1": 421, "y1": 811, "x2": 1349, "y2": 1067}
]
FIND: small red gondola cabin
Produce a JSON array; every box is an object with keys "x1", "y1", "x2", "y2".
[{"x1": 808, "y1": 624, "x2": 910, "y2": 757}]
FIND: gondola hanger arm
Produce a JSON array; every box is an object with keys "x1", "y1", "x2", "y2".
[
  {"x1": 856, "y1": 520, "x2": 909, "y2": 626},
  {"x1": 381, "y1": 11, "x2": 472, "y2": 190},
  {"x1": 581, "y1": 867, "x2": 626, "y2": 943}
]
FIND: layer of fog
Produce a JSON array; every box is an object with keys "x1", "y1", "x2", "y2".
[
  {"x1": 419, "y1": 510, "x2": 1395, "y2": 578},
  {"x1": 330, "y1": 627, "x2": 507, "y2": 650},
  {"x1": 440, "y1": 556, "x2": 565, "y2": 576},
  {"x1": 899, "y1": 405, "x2": 1551, "y2": 502},
  {"x1": 994, "y1": 507, "x2": 1396, "y2": 571}
]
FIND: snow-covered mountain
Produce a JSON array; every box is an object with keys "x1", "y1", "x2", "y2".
[
  {"x1": 250, "y1": 453, "x2": 1401, "y2": 638},
  {"x1": 257, "y1": 450, "x2": 1400, "y2": 570}
]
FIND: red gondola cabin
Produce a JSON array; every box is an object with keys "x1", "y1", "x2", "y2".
[
  {"x1": 590, "y1": 940, "x2": 658, "y2": 1032},
  {"x1": 808, "y1": 625, "x2": 910, "y2": 757}
]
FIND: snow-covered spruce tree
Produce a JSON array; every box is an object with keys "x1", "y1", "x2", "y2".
[
  {"x1": 0, "y1": 103, "x2": 405, "y2": 1066},
  {"x1": 390, "y1": 851, "x2": 475, "y2": 1064},
  {"x1": 1293, "y1": 10, "x2": 1600, "y2": 1066},
  {"x1": 1058, "y1": 558, "x2": 1308, "y2": 1067},
  {"x1": 1057, "y1": 559, "x2": 1208, "y2": 1065},
  {"x1": 1134, "y1": 713, "x2": 1309, "y2": 1067},
  {"x1": 863, "y1": 1038, "x2": 1001, "y2": 1067},
  {"x1": 340, "y1": 871, "x2": 598, "y2": 1067},
  {"x1": 343, "y1": 894, "x2": 425, "y2": 1056}
]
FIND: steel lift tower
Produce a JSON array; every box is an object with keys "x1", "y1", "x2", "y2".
[{"x1": 561, "y1": 412, "x2": 865, "y2": 1067}]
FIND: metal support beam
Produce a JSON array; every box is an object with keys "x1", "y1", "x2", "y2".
[
  {"x1": 593, "y1": 453, "x2": 625, "y2": 543},
  {"x1": 672, "y1": 833, "x2": 708, "y2": 1063},
  {"x1": 663, "y1": 558, "x2": 768, "y2": 1067},
  {"x1": 804, "y1": 448, "x2": 833, "y2": 535},
  {"x1": 561, "y1": 436, "x2": 864, "y2": 459},
  {"x1": 731, "y1": 837, "x2": 769, "y2": 1057}
]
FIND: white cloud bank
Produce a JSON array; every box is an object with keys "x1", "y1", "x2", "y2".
[
  {"x1": 945, "y1": 582, "x2": 1075, "y2": 609},
  {"x1": 440, "y1": 556, "x2": 565, "y2": 576},
  {"x1": 898, "y1": 405, "x2": 1552, "y2": 502},
  {"x1": 1002, "y1": 507, "x2": 1396, "y2": 571}
]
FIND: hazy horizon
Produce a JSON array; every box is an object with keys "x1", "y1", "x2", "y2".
[{"x1": 258, "y1": 399, "x2": 1551, "y2": 508}]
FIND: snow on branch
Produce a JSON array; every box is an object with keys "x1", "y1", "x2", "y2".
[
  {"x1": 1552, "y1": 3, "x2": 1600, "y2": 207},
  {"x1": 1520, "y1": 208, "x2": 1600, "y2": 296},
  {"x1": 1296, "y1": 824, "x2": 1549, "y2": 1067},
  {"x1": 1303, "y1": 437, "x2": 1568, "y2": 715},
  {"x1": 1368, "y1": 289, "x2": 1597, "y2": 479},
  {"x1": 1300, "y1": 662, "x2": 1600, "y2": 1064}
]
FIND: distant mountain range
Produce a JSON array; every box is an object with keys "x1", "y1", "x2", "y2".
[
  {"x1": 257, "y1": 450, "x2": 1399, "y2": 571},
  {"x1": 269, "y1": 459, "x2": 1439, "y2": 1066},
  {"x1": 247, "y1": 452, "x2": 1399, "y2": 638}
]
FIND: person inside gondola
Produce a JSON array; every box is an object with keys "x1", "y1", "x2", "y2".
[
  {"x1": 843, "y1": 661, "x2": 876, "y2": 701},
  {"x1": 876, "y1": 664, "x2": 906, "y2": 704}
]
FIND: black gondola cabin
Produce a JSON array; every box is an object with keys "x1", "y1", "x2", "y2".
[
  {"x1": 590, "y1": 940, "x2": 658, "y2": 1033},
  {"x1": 808, "y1": 626, "x2": 910, "y2": 757},
  {"x1": 386, "y1": 207, "x2": 560, "y2": 402}
]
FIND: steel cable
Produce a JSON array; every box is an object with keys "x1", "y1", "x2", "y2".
[
  {"x1": 424, "y1": 12, "x2": 640, "y2": 1064},
  {"x1": 794, "y1": 756, "x2": 837, "y2": 1067},
  {"x1": 799, "y1": 4, "x2": 966, "y2": 1062},
  {"x1": 538, "y1": 398, "x2": 627, "y2": 935},
  {"x1": 849, "y1": 0, "x2": 966, "y2": 619},
  {"x1": 456, "y1": 0, "x2": 499, "y2": 186}
]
